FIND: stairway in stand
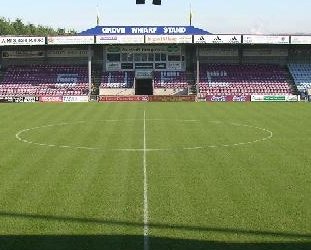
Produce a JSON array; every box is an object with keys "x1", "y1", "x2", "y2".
[
  {"x1": 186, "y1": 71, "x2": 197, "y2": 95},
  {"x1": 91, "y1": 65, "x2": 102, "y2": 96},
  {"x1": 285, "y1": 66, "x2": 299, "y2": 95}
]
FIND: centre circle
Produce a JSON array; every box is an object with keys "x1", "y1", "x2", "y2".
[{"x1": 15, "y1": 119, "x2": 273, "y2": 151}]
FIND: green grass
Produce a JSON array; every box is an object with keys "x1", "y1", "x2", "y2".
[{"x1": 0, "y1": 102, "x2": 310, "y2": 250}]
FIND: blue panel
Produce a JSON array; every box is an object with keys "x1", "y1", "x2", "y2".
[{"x1": 79, "y1": 26, "x2": 211, "y2": 35}]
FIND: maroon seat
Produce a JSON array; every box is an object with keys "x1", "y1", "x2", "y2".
[
  {"x1": 198, "y1": 64, "x2": 293, "y2": 96},
  {"x1": 0, "y1": 65, "x2": 89, "y2": 96},
  {"x1": 154, "y1": 71, "x2": 188, "y2": 89}
]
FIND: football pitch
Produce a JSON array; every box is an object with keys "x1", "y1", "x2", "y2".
[{"x1": 0, "y1": 102, "x2": 310, "y2": 250}]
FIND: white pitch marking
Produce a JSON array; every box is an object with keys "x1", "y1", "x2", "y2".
[
  {"x1": 112, "y1": 148, "x2": 168, "y2": 152},
  {"x1": 184, "y1": 146, "x2": 203, "y2": 150},
  {"x1": 146, "y1": 119, "x2": 199, "y2": 122},
  {"x1": 143, "y1": 110, "x2": 149, "y2": 250},
  {"x1": 76, "y1": 146, "x2": 100, "y2": 150},
  {"x1": 15, "y1": 120, "x2": 273, "y2": 152}
]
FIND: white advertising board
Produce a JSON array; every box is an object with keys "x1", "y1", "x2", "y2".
[
  {"x1": 47, "y1": 36, "x2": 94, "y2": 45},
  {"x1": 251, "y1": 95, "x2": 298, "y2": 102},
  {"x1": 194, "y1": 35, "x2": 241, "y2": 44},
  {"x1": 63, "y1": 96, "x2": 89, "y2": 103},
  {"x1": 0, "y1": 37, "x2": 45, "y2": 46},
  {"x1": 243, "y1": 35, "x2": 289, "y2": 44},
  {"x1": 145, "y1": 35, "x2": 192, "y2": 44},
  {"x1": 97, "y1": 35, "x2": 144, "y2": 44},
  {"x1": 291, "y1": 36, "x2": 311, "y2": 44}
]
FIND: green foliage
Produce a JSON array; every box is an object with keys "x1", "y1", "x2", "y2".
[{"x1": 0, "y1": 16, "x2": 76, "y2": 36}]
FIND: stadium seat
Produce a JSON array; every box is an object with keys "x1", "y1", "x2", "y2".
[
  {"x1": 154, "y1": 71, "x2": 188, "y2": 89},
  {"x1": 288, "y1": 63, "x2": 311, "y2": 92},
  {"x1": 100, "y1": 71, "x2": 135, "y2": 89},
  {"x1": 198, "y1": 64, "x2": 293, "y2": 96},
  {"x1": 0, "y1": 65, "x2": 89, "y2": 96}
]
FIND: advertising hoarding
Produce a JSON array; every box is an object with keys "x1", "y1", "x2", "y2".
[
  {"x1": 251, "y1": 95, "x2": 299, "y2": 102},
  {"x1": 98, "y1": 96, "x2": 149, "y2": 102},
  {"x1": 204, "y1": 95, "x2": 251, "y2": 102},
  {"x1": 63, "y1": 96, "x2": 89, "y2": 102},
  {"x1": 291, "y1": 36, "x2": 311, "y2": 44},
  {"x1": 243, "y1": 35, "x2": 289, "y2": 44},
  {"x1": 47, "y1": 36, "x2": 94, "y2": 45},
  {"x1": 0, "y1": 37, "x2": 45, "y2": 46},
  {"x1": 39, "y1": 96, "x2": 63, "y2": 102},
  {"x1": 145, "y1": 35, "x2": 192, "y2": 44},
  {"x1": 96, "y1": 35, "x2": 144, "y2": 44},
  {"x1": 194, "y1": 35, "x2": 241, "y2": 44}
]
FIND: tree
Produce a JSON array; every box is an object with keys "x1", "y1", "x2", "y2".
[
  {"x1": 0, "y1": 17, "x2": 15, "y2": 35},
  {"x1": 0, "y1": 16, "x2": 75, "y2": 36},
  {"x1": 12, "y1": 18, "x2": 25, "y2": 34}
]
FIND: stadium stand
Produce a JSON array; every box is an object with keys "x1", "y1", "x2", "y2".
[
  {"x1": 198, "y1": 64, "x2": 293, "y2": 96},
  {"x1": 100, "y1": 71, "x2": 135, "y2": 88},
  {"x1": 288, "y1": 64, "x2": 311, "y2": 92},
  {"x1": 0, "y1": 65, "x2": 89, "y2": 96},
  {"x1": 154, "y1": 71, "x2": 188, "y2": 89}
]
